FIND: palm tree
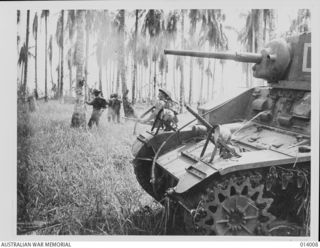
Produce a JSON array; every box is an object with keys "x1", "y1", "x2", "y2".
[
  {"x1": 17, "y1": 10, "x2": 20, "y2": 55},
  {"x1": 187, "y1": 9, "x2": 200, "y2": 104},
  {"x1": 32, "y1": 12, "x2": 38, "y2": 98},
  {"x1": 287, "y1": 9, "x2": 310, "y2": 36},
  {"x1": 94, "y1": 10, "x2": 109, "y2": 94},
  {"x1": 67, "y1": 48, "x2": 73, "y2": 96},
  {"x1": 71, "y1": 10, "x2": 86, "y2": 128},
  {"x1": 238, "y1": 9, "x2": 275, "y2": 87},
  {"x1": 55, "y1": 10, "x2": 65, "y2": 100},
  {"x1": 179, "y1": 9, "x2": 185, "y2": 113},
  {"x1": 142, "y1": 10, "x2": 165, "y2": 101},
  {"x1": 18, "y1": 43, "x2": 31, "y2": 87},
  {"x1": 60, "y1": 10, "x2": 65, "y2": 99},
  {"x1": 41, "y1": 10, "x2": 49, "y2": 102},
  {"x1": 84, "y1": 10, "x2": 95, "y2": 99},
  {"x1": 166, "y1": 10, "x2": 180, "y2": 100},
  {"x1": 132, "y1": 10, "x2": 140, "y2": 104},
  {"x1": 22, "y1": 10, "x2": 30, "y2": 100},
  {"x1": 198, "y1": 10, "x2": 228, "y2": 100},
  {"x1": 66, "y1": 10, "x2": 77, "y2": 96},
  {"x1": 48, "y1": 35, "x2": 54, "y2": 95}
]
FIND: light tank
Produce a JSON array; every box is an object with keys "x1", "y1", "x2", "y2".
[{"x1": 131, "y1": 32, "x2": 311, "y2": 236}]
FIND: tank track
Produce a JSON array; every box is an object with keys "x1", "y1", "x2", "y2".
[{"x1": 177, "y1": 163, "x2": 310, "y2": 236}]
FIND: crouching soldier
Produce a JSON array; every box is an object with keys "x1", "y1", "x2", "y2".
[
  {"x1": 86, "y1": 89, "x2": 107, "y2": 128},
  {"x1": 139, "y1": 88, "x2": 178, "y2": 133}
]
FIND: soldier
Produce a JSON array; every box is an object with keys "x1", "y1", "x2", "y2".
[
  {"x1": 111, "y1": 93, "x2": 122, "y2": 123},
  {"x1": 139, "y1": 88, "x2": 178, "y2": 131},
  {"x1": 85, "y1": 89, "x2": 108, "y2": 128},
  {"x1": 107, "y1": 94, "x2": 115, "y2": 123}
]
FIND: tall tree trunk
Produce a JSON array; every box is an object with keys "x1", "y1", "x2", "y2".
[
  {"x1": 85, "y1": 25, "x2": 89, "y2": 100},
  {"x1": 119, "y1": 10, "x2": 127, "y2": 96},
  {"x1": 112, "y1": 60, "x2": 116, "y2": 93},
  {"x1": 212, "y1": 60, "x2": 216, "y2": 99},
  {"x1": 45, "y1": 14, "x2": 48, "y2": 101},
  {"x1": 20, "y1": 66, "x2": 24, "y2": 86},
  {"x1": 220, "y1": 61, "x2": 224, "y2": 96},
  {"x1": 188, "y1": 58, "x2": 193, "y2": 104},
  {"x1": 105, "y1": 63, "x2": 109, "y2": 97},
  {"x1": 71, "y1": 10, "x2": 86, "y2": 128},
  {"x1": 148, "y1": 57, "x2": 152, "y2": 102},
  {"x1": 23, "y1": 10, "x2": 30, "y2": 100},
  {"x1": 179, "y1": 10, "x2": 185, "y2": 113},
  {"x1": 116, "y1": 64, "x2": 120, "y2": 93},
  {"x1": 60, "y1": 10, "x2": 64, "y2": 100},
  {"x1": 69, "y1": 66, "x2": 72, "y2": 96},
  {"x1": 132, "y1": 10, "x2": 139, "y2": 105},
  {"x1": 199, "y1": 64, "x2": 204, "y2": 103},
  {"x1": 206, "y1": 71, "x2": 210, "y2": 101},
  {"x1": 57, "y1": 48, "x2": 61, "y2": 99},
  {"x1": 34, "y1": 25, "x2": 38, "y2": 98},
  {"x1": 172, "y1": 60, "x2": 176, "y2": 100},
  {"x1": 153, "y1": 59, "x2": 156, "y2": 100},
  {"x1": 269, "y1": 10, "x2": 277, "y2": 40},
  {"x1": 164, "y1": 60, "x2": 168, "y2": 89},
  {"x1": 98, "y1": 66, "x2": 102, "y2": 92}
]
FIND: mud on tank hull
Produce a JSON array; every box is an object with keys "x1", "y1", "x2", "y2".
[{"x1": 132, "y1": 86, "x2": 311, "y2": 236}]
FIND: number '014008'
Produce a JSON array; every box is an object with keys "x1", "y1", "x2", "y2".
[{"x1": 300, "y1": 242, "x2": 319, "y2": 247}]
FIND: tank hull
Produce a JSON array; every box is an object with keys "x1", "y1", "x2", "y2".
[{"x1": 132, "y1": 84, "x2": 311, "y2": 235}]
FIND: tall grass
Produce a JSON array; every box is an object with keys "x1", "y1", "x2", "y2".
[{"x1": 17, "y1": 101, "x2": 166, "y2": 235}]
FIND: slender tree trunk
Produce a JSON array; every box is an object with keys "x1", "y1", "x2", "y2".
[
  {"x1": 105, "y1": 63, "x2": 108, "y2": 97},
  {"x1": 71, "y1": 10, "x2": 86, "y2": 128},
  {"x1": 206, "y1": 71, "x2": 210, "y2": 101},
  {"x1": 269, "y1": 10, "x2": 277, "y2": 40},
  {"x1": 112, "y1": 60, "x2": 116, "y2": 93},
  {"x1": 60, "y1": 10, "x2": 64, "y2": 100},
  {"x1": 20, "y1": 65, "x2": 24, "y2": 86},
  {"x1": 199, "y1": 64, "x2": 204, "y2": 103},
  {"x1": 34, "y1": 28, "x2": 38, "y2": 98},
  {"x1": 220, "y1": 61, "x2": 224, "y2": 96},
  {"x1": 188, "y1": 58, "x2": 193, "y2": 104},
  {"x1": 172, "y1": 60, "x2": 176, "y2": 100},
  {"x1": 85, "y1": 25, "x2": 89, "y2": 100},
  {"x1": 98, "y1": 66, "x2": 102, "y2": 92},
  {"x1": 164, "y1": 61, "x2": 168, "y2": 89},
  {"x1": 57, "y1": 48, "x2": 61, "y2": 99},
  {"x1": 179, "y1": 10, "x2": 185, "y2": 113},
  {"x1": 116, "y1": 64, "x2": 120, "y2": 93},
  {"x1": 132, "y1": 10, "x2": 139, "y2": 105},
  {"x1": 23, "y1": 10, "x2": 30, "y2": 100},
  {"x1": 69, "y1": 66, "x2": 72, "y2": 96},
  {"x1": 45, "y1": 14, "x2": 48, "y2": 101},
  {"x1": 153, "y1": 59, "x2": 156, "y2": 100},
  {"x1": 250, "y1": 11, "x2": 255, "y2": 88},
  {"x1": 119, "y1": 10, "x2": 127, "y2": 97},
  {"x1": 148, "y1": 57, "x2": 152, "y2": 102},
  {"x1": 212, "y1": 60, "x2": 216, "y2": 99}
]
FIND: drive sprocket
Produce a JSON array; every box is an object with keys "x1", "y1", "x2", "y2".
[{"x1": 193, "y1": 177, "x2": 275, "y2": 235}]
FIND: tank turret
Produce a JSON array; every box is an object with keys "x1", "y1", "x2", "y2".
[{"x1": 164, "y1": 32, "x2": 311, "y2": 85}]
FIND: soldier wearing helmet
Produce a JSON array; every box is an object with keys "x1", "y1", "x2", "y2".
[
  {"x1": 85, "y1": 89, "x2": 108, "y2": 128},
  {"x1": 139, "y1": 88, "x2": 178, "y2": 131}
]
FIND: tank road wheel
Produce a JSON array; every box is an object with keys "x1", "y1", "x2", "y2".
[{"x1": 194, "y1": 178, "x2": 275, "y2": 235}]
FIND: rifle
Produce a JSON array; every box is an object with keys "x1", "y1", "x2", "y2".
[{"x1": 133, "y1": 106, "x2": 155, "y2": 135}]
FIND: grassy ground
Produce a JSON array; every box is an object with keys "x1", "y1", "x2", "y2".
[{"x1": 17, "y1": 100, "x2": 168, "y2": 235}]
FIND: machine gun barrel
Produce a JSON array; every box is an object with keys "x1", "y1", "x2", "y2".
[
  {"x1": 185, "y1": 104, "x2": 217, "y2": 130},
  {"x1": 164, "y1": 49, "x2": 264, "y2": 63}
]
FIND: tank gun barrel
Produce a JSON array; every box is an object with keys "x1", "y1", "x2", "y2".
[{"x1": 164, "y1": 49, "x2": 266, "y2": 63}]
